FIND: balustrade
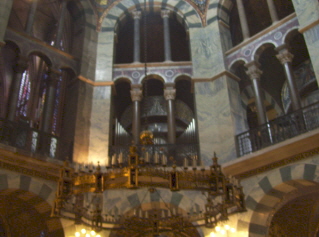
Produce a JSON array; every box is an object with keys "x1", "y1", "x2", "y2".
[
  {"x1": 236, "y1": 102, "x2": 319, "y2": 156},
  {"x1": 0, "y1": 118, "x2": 73, "y2": 160}
]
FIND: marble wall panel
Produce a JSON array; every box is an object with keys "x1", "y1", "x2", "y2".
[
  {"x1": 81, "y1": 29, "x2": 99, "y2": 80},
  {"x1": 0, "y1": 0, "x2": 13, "y2": 44},
  {"x1": 194, "y1": 77, "x2": 238, "y2": 165},
  {"x1": 73, "y1": 82, "x2": 94, "y2": 163},
  {"x1": 226, "y1": 77, "x2": 248, "y2": 134},
  {"x1": 190, "y1": 24, "x2": 225, "y2": 78},
  {"x1": 292, "y1": 0, "x2": 319, "y2": 29},
  {"x1": 303, "y1": 25, "x2": 319, "y2": 84},
  {"x1": 87, "y1": 86, "x2": 112, "y2": 163},
  {"x1": 95, "y1": 31, "x2": 115, "y2": 81},
  {"x1": 293, "y1": 0, "x2": 319, "y2": 84}
]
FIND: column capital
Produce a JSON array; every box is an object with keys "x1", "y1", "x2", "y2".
[
  {"x1": 161, "y1": 9, "x2": 170, "y2": 18},
  {"x1": 131, "y1": 88, "x2": 143, "y2": 102},
  {"x1": 132, "y1": 10, "x2": 142, "y2": 19},
  {"x1": 164, "y1": 88, "x2": 176, "y2": 100},
  {"x1": 276, "y1": 48, "x2": 294, "y2": 64},
  {"x1": 245, "y1": 61, "x2": 263, "y2": 80}
]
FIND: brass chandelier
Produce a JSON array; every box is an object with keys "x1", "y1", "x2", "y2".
[
  {"x1": 51, "y1": 131, "x2": 245, "y2": 236},
  {"x1": 51, "y1": 1, "x2": 245, "y2": 235}
]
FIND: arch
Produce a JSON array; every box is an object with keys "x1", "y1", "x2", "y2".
[
  {"x1": 237, "y1": 162, "x2": 319, "y2": 236},
  {"x1": 0, "y1": 188, "x2": 64, "y2": 237},
  {"x1": 103, "y1": 0, "x2": 202, "y2": 30},
  {"x1": 283, "y1": 26, "x2": 300, "y2": 45},
  {"x1": 114, "y1": 77, "x2": 133, "y2": 85},
  {"x1": 59, "y1": 66, "x2": 77, "y2": 78},
  {"x1": 3, "y1": 40, "x2": 21, "y2": 55},
  {"x1": 0, "y1": 172, "x2": 62, "y2": 236},
  {"x1": 27, "y1": 50, "x2": 53, "y2": 67},
  {"x1": 252, "y1": 42, "x2": 277, "y2": 63},
  {"x1": 229, "y1": 59, "x2": 248, "y2": 73},
  {"x1": 173, "y1": 73, "x2": 192, "y2": 83},
  {"x1": 140, "y1": 73, "x2": 165, "y2": 84}
]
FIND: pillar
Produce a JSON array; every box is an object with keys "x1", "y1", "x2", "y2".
[
  {"x1": 132, "y1": 10, "x2": 141, "y2": 63},
  {"x1": 276, "y1": 45, "x2": 302, "y2": 111},
  {"x1": 266, "y1": 0, "x2": 279, "y2": 23},
  {"x1": 245, "y1": 61, "x2": 268, "y2": 125},
  {"x1": 164, "y1": 84, "x2": 176, "y2": 144},
  {"x1": 235, "y1": 0, "x2": 250, "y2": 40},
  {"x1": 54, "y1": 0, "x2": 68, "y2": 49},
  {"x1": 25, "y1": 0, "x2": 38, "y2": 35},
  {"x1": 131, "y1": 85, "x2": 143, "y2": 144},
  {"x1": 7, "y1": 56, "x2": 29, "y2": 121},
  {"x1": 161, "y1": 10, "x2": 172, "y2": 62},
  {"x1": 41, "y1": 68, "x2": 61, "y2": 133}
]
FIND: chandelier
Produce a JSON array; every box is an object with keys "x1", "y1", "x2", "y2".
[
  {"x1": 50, "y1": 1, "x2": 245, "y2": 235},
  {"x1": 51, "y1": 131, "x2": 245, "y2": 236}
]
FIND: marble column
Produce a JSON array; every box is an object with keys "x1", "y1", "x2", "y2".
[
  {"x1": 7, "y1": 56, "x2": 29, "y2": 121},
  {"x1": 245, "y1": 61, "x2": 268, "y2": 125},
  {"x1": 161, "y1": 10, "x2": 172, "y2": 62},
  {"x1": 236, "y1": 0, "x2": 250, "y2": 40},
  {"x1": 164, "y1": 85, "x2": 176, "y2": 144},
  {"x1": 0, "y1": 0, "x2": 14, "y2": 46},
  {"x1": 266, "y1": 0, "x2": 279, "y2": 23},
  {"x1": 132, "y1": 10, "x2": 141, "y2": 63},
  {"x1": 54, "y1": 0, "x2": 68, "y2": 49},
  {"x1": 276, "y1": 46, "x2": 301, "y2": 111},
  {"x1": 130, "y1": 85, "x2": 143, "y2": 144},
  {"x1": 25, "y1": 0, "x2": 38, "y2": 35},
  {"x1": 41, "y1": 68, "x2": 61, "y2": 133}
]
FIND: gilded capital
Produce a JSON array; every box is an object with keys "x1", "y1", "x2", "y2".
[
  {"x1": 132, "y1": 10, "x2": 141, "y2": 19},
  {"x1": 245, "y1": 62, "x2": 263, "y2": 80},
  {"x1": 164, "y1": 88, "x2": 176, "y2": 100},
  {"x1": 276, "y1": 49, "x2": 294, "y2": 64},
  {"x1": 131, "y1": 89, "x2": 143, "y2": 101}
]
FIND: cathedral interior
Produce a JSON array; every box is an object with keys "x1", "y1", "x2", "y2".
[{"x1": 1, "y1": 0, "x2": 319, "y2": 236}]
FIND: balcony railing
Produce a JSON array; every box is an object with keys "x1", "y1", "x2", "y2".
[
  {"x1": 236, "y1": 102, "x2": 319, "y2": 157},
  {"x1": 0, "y1": 118, "x2": 73, "y2": 161},
  {"x1": 110, "y1": 143, "x2": 200, "y2": 167}
]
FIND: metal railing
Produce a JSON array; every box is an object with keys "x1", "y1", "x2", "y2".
[
  {"x1": 110, "y1": 143, "x2": 200, "y2": 167},
  {"x1": 0, "y1": 118, "x2": 73, "y2": 161},
  {"x1": 236, "y1": 102, "x2": 319, "y2": 157}
]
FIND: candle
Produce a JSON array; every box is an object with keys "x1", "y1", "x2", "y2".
[
  {"x1": 162, "y1": 154, "x2": 167, "y2": 166},
  {"x1": 183, "y1": 158, "x2": 188, "y2": 167},
  {"x1": 112, "y1": 155, "x2": 117, "y2": 166},
  {"x1": 154, "y1": 152, "x2": 159, "y2": 164},
  {"x1": 145, "y1": 151, "x2": 150, "y2": 163},
  {"x1": 192, "y1": 158, "x2": 197, "y2": 167}
]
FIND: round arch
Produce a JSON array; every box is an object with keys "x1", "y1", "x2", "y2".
[
  {"x1": 0, "y1": 188, "x2": 64, "y2": 237},
  {"x1": 102, "y1": 0, "x2": 202, "y2": 30},
  {"x1": 237, "y1": 162, "x2": 319, "y2": 236}
]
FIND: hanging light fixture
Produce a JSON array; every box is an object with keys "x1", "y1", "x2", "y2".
[{"x1": 51, "y1": 1, "x2": 246, "y2": 235}]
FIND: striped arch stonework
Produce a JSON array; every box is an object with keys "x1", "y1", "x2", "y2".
[
  {"x1": 101, "y1": 0, "x2": 203, "y2": 30},
  {"x1": 237, "y1": 162, "x2": 319, "y2": 236},
  {"x1": 0, "y1": 171, "x2": 63, "y2": 236}
]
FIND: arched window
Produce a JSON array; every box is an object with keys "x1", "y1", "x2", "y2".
[
  {"x1": 115, "y1": 10, "x2": 190, "y2": 64},
  {"x1": 229, "y1": 0, "x2": 295, "y2": 46}
]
